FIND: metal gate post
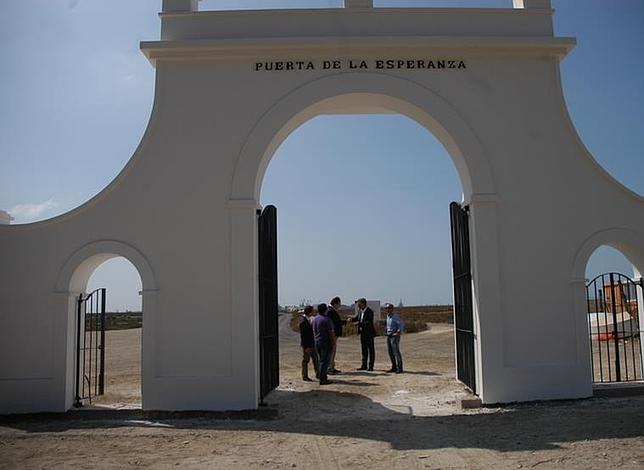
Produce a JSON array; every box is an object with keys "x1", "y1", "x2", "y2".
[
  {"x1": 258, "y1": 205, "x2": 279, "y2": 403},
  {"x1": 449, "y1": 201, "x2": 476, "y2": 394},
  {"x1": 74, "y1": 294, "x2": 83, "y2": 407},
  {"x1": 99, "y1": 288, "x2": 106, "y2": 395},
  {"x1": 609, "y1": 273, "x2": 622, "y2": 381}
]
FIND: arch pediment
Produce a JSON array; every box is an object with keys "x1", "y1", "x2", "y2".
[{"x1": 229, "y1": 71, "x2": 497, "y2": 203}]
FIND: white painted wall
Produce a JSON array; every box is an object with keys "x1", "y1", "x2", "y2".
[{"x1": 2, "y1": 1, "x2": 643, "y2": 413}]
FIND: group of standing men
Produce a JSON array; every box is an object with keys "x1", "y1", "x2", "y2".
[{"x1": 298, "y1": 297, "x2": 404, "y2": 385}]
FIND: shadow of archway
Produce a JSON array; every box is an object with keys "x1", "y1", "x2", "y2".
[{"x1": 2, "y1": 389, "x2": 643, "y2": 454}]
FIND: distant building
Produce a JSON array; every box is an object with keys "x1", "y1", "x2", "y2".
[
  {"x1": 0, "y1": 210, "x2": 13, "y2": 225},
  {"x1": 601, "y1": 281, "x2": 639, "y2": 315}
]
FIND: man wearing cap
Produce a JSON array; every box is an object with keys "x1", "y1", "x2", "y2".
[
  {"x1": 311, "y1": 303, "x2": 336, "y2": 385},
  {"x1": 350, "y1": 298, "x2": 376, "y2": 371},
  {"x1": 385, "y1": 303, "x2": 404, "y2": 373}
]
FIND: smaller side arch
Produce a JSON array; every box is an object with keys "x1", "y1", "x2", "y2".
[
  {"x1": 571, "y1": 228, "x2": 644, "y2": 281},
  {"x1": 54, "y1": 239, "x2": 157, "y2": 410},
  {"x1": 55, "y1": 240, "x2": 158, "y2": 293}
]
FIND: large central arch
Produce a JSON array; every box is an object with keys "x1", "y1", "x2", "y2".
[{"x1": 228, "y1": 72, "x2": 503, "y2": 405}]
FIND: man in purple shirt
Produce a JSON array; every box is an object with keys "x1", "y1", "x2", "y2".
[
  {"x1": 311, "y1": 303, "x2": 336, "y2": 385},
  {"x1": 298, "y1": 305, "x2": 318, "y2": 381}
]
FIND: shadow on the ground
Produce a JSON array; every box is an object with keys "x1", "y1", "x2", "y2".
[
  {"x1": 337, "y1": 370, "x2": 439, "y2": 377},
  {"x1": 313, "y1": 379, "x2": 377, "y2": 387},
  {"x1": 339, "y1": 371, "x2": 389, "y2": 377},
  {"x1": 394, "y1": 370, "x2": 441, "y2": 376},
  {"x1": 2, "y1": 390, "x2": 643, "y2": 453}
]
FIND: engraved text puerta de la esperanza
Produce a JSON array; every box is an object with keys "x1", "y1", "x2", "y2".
[{"x1": 255, "y1": 58, "x2": 467, "y2": 72}]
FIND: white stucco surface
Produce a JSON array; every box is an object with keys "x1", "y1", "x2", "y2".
[{"x1": 1, "y1": 0, "x2": 643, "y2": 413}]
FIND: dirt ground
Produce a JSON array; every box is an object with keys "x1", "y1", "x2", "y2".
[{"x1": 1, "y1": 316, "x2": 643, "y2": 469}]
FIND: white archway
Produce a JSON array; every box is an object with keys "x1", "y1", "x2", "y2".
[
  {"x1": 55, "y1": 240, "x2": 158, "y2": 410},
  {"x1": 572, "y1": 228, "x2": 644, "y2": 283},
  {"x1": 568, "y1": 228, "x2": 644, "y2": 392},
  {"x1": 7, "y1": 1, "x2": 644, "y2": 412},
  {"x1": 228, "y1": 74, "x2": 503, "y2": 404}
]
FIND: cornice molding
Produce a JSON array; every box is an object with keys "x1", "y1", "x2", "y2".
[
  {"x1": 159, "y1": 7, "x2": 552, "y2": 18},
  {"x1": 141, "y1": 36, "x2": 575, "y2": 64}
]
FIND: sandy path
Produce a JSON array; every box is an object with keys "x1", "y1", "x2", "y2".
[{"x1": 91, "y1": 317, "x2": 470, "y2": 416}]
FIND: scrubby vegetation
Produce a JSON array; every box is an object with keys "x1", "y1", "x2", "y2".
[{"x1": 290, "y1": 305, "x2": 453, "y2": 336}]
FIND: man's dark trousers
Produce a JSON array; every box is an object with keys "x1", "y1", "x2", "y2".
[
  {"x1": 316, "y1": 344, "x2": 331, "y2": 383},
  {"x1": 360, "y1": 333, "x2": 375, "y2": 369},
  {"x1": 387, "y1": 335, "x2": 403, "y2": 372}
]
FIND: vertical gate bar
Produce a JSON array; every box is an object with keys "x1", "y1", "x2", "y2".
[
  {"x1": 83, "y1": 295, "x2": 87, "y2": 401},
  {"x1": 629, "y1": 282, "x2": 644, "y2": 380},
  {"x1": 629, "y1": 283, "x2": 638, "y2": 380},
  {"x1": 96, "y1": 292, "x2": 100, "y2": 394},
  {"x1": 95, "y1": 292, "x2": 98, "y2": 395},
  {"x1": 91, "y1": 292, "x2": 95, "y2": 398},
  {"x1": 600, "y1": 287, "x2": 612, "y2": 381},
  {"x1": 272, "y1": 207, "x2": 279, "y2": 392},
  {"x1": 586, "y1": 283, "x2": 595, "y2": 382},
  {"x1": 609, "y1": 273, "x2": 621, "y2": 381},
  {"x1": 100, "y1": 288, "x2": 106, "y2": 395},
  {"x1": 88, "y1": 293, "x2": 92, "y2": 398},
  {"x1": 258, "y1": 208, "x2": 264, "y2": 402},
  {"x1": 258, "y1": 208, "x2": 266, "y2": 402},
  {"x1": 627, "y1": 283, "x2": 637, "y2": 380},
  {"x1": 92, "y1": 292, "x2": 96, "y2": 396},
  {"x1": 83, "y1": 297, "x2": 87, "y2": 401},
  {"x1": 618, "y1": 278, "x2": 630, "y2": 381},
  {"x1": 89, "y1": 291, "x2": 94, "y2": 402},
  {"x1": 87, "y1": 294, "x2": 91, "y2": 399},
  {"x1": 638, "y1": 283, "x2": 644, "y2": 380},
  {"x1": 82, "y1": 296, "x2": 86, "y2": 401},
  {"x1": 95, "y1": 291, "x2": 100, "y2": 395},
  {"x1": 622, "y1": 278, "x2": 637, "y2": 380},
  {"x1": 75, "y1": 294, "x2": 83, "y2": 406}
]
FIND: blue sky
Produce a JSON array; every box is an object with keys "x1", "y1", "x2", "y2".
[{"x1": 1, "y1": 1, "x2": 642, "y2": 310}]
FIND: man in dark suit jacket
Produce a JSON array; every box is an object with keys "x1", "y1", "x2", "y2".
[
  {"x1": 350, "y1": 298, "x2": 376, "y2": 371},
  {"x1": 326, "y1": 296, "x2": 346, "y2": 374}
]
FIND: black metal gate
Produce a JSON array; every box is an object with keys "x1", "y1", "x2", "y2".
[
  {"x1": 586, "y1": 273, "x2": 643, "y2": 383},
  {"x1": 449, "y1": 201, "x2": 477, "y2": 394},
  {"x1": 74, "y1": 287, "x2": 106, "y2": 407},
  {"x1": 258, "y1": 205, "x2": 279, "y2": 402}
]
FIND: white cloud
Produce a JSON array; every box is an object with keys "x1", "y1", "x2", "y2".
[{"x1": 10, "y1": 199, "x2": 59, "y2": 223}]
